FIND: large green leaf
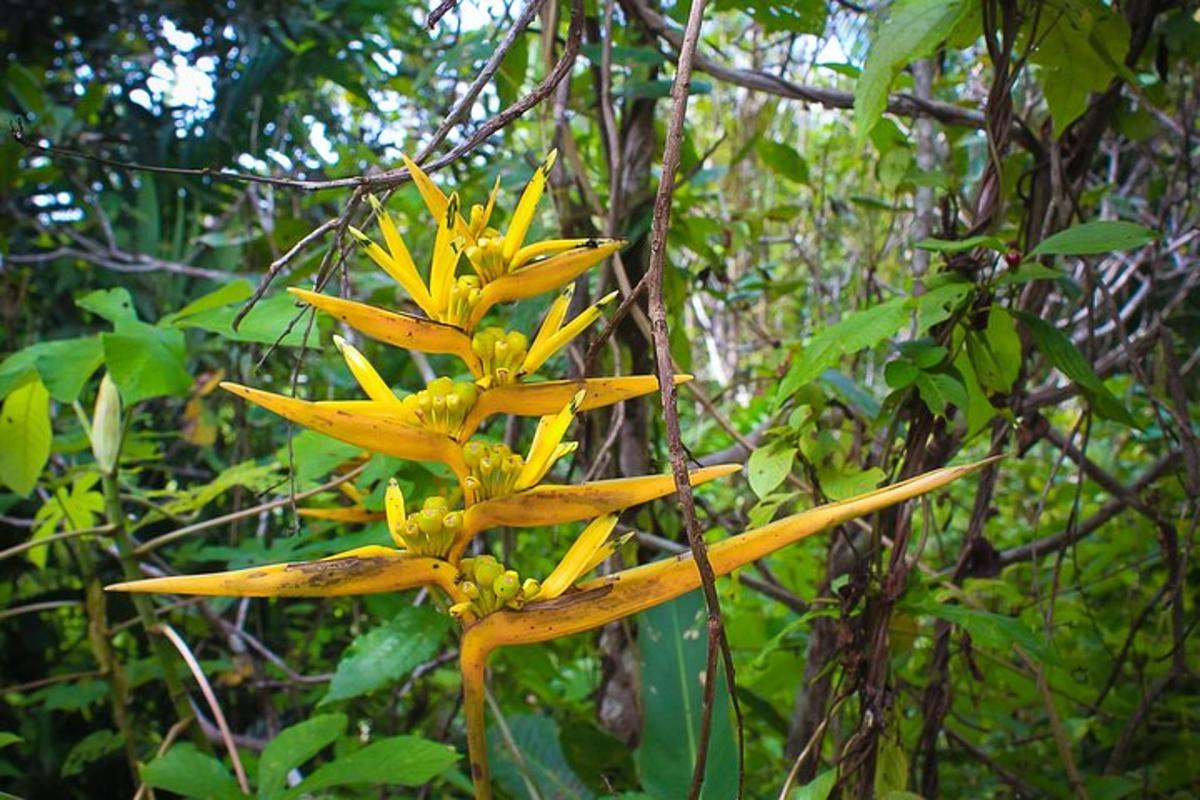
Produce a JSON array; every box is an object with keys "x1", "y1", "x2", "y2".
[
  {"x1": 0, "y1": 336, "x2": 104, "y2": 403},
  {"x1": 175, "y1": 290, "x2": 314, "y2": 347},
  {"x1": 77, "y1": 287, "x2": 138, "y2": 324},
  {"x1": 1029, "y1": 220, "x2": 1156, "y2": 257},
  {"x1": 1029, "y1": 3, "x2": 1130, "y2": 135},
  {"x1": 635, "y1": 592, "x2": 738, "y2": 800},
  {"x1": 283, "y1": 735, "x2": 458, "y2": 797},
  {"x1": 854, "y1": 0, "x2": 970, "y2": 144},
  {"x1": 321, "y1": 605, "x2": 451, "y2": 704},
  {"x1": 748, "y1": 443, "x2": 796, "y2": 498},
  {"x1": 1016, "y1": 312, "x2": 1136, "y2": 426},
  {"x1": 0, "y1": 377, "x2": 51, "y2": 496},
  {"x1": 776, "y1": 297, "x2": 910, "y2": 403},
  {"x1": 102, "y1": 320, "x2": 192, "y2": 403},
  {"x1": 140, "y1": 744, "x2": 246, "y2": 800},
  {"x1": 488, "y1": 715, "x2": 594, "y2": 800},
  {"x1": 258, "y1": 714, "x2": 346, "y2": 800}
]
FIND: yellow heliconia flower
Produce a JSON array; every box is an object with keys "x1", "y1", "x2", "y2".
[
  {"x1": 350, "y1": 151, "x2": 624, "y2": 333},
  {"x1": 105, "y1": 141, "x2": 999, "y2": 800}
]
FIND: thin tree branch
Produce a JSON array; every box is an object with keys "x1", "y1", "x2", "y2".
[{"x1": 640, "y1": 0, "x2": 744, "y2": 794}]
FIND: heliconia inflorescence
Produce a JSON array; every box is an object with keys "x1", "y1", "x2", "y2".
[{"x1": 109, "y1": 150, "x2": 992, "y2": 798}]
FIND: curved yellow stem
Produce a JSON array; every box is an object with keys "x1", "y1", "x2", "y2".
[{"x1": 459, "y1": 635, "x2": 493, "y2": 800}]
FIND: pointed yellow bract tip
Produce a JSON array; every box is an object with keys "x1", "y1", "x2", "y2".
[{"x1": 672, "y1": 374, "x2": 694, "y2": 385}]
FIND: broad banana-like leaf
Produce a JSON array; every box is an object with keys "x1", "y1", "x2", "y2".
[{"x1": 107, "y1": 547, "x2": 461, "y2": 599}]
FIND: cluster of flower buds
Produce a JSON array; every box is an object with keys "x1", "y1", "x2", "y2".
[
  {"x1": 462, "y1": 441, "x2": 527, "y2": 501},
  {"x1": 386, "y1": 480, "x2": 463, "y2": 556},
  {"x1": 471, "y1": 328, "x2": 528, "y2": 386},
  {"x1": 444, "y1": 274, "x2": 484, "y2": 329},
  {"x1": 449, "y1": 555, "x2": 541, "y2": 619},
  {"x1": 463, "y1": 236, "x2": 511, "y2": 283},
  {"x1": 399, "y1": 377, "x2": 478, "y2": 437}
]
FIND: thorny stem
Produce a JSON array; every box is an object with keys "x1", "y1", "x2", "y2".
[{"x1": 640, "y1": 0, "x2": 745, "y2": 795}]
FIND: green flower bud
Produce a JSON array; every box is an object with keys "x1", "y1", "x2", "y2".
[
  {"x1": 473, "y1": 556, "x2": 504, "y2": 589},
  {"x1": 493, "y1": 571, "x2": 520, "y2": 603}
]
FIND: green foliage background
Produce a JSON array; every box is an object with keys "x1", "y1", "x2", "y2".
[{"x1": 1, "y1": 0, "x2": 1197, "y2": 797}]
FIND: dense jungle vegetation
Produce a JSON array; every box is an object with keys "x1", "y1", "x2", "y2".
[{"x1": 0, "y1": 0, "x2": 1197, "y2": 797}]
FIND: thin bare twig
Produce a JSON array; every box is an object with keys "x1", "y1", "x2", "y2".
[
  {"x1": 134, "y1": 463, "x2": 367, "y2": 555},
  {"x1": 640, "y1": 0, "x2": 744, "y2": 795},
  {"x1": 156, "y1": 624, "x2": 250, "y2": 793}
]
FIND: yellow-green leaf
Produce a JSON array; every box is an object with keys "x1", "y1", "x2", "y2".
[{"x1": 0, "y1": 377, "x2": 51, "y2": 497}]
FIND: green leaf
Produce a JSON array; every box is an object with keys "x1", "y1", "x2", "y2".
[
  {"x1": 757, "y1": 139, "x2": 809, "y2": 183},
  {"x1": 0, "y1": 377, "x2": 51, "y2": 497},
  {"x1": 854, "y1": 0, "x2": 969, "y2": 144},
  {"x1": 284, "y1": 736, "x2": 458, "y2": 797},
  {"x1": 913, "y1": 279, "x2": 972, "y2": 330},
  {"x1": 916, "y1": 235, "x2": 1006, "y2": 253},
  {"x1": 995, "y1": 263, "x2": 1065, "y2": 286},
  {"x1": 915, "y1": 371, "x2": 966, "y2": 415},
  {"x1": 496, "y1": 31, "x2": 529, "y2": 109},
  {"x1": 1030, "y1": 5, "x2": 1129, "y2": 135},
  {"x1": 34, "y1": 337, "x2": 105, "y2": 403},
  {"x1": 321, "y1": 605, "x2": 451, "y2": 704},
  {"x1": 102, "y1": 320, "x2": 192, "y2": 403},
  {"x1": 747, "y1": 444, "x2": 796, "y2": 498},
  {"x1": 622, "y1": 79, "x2": 712, "y2": 99},
  {"x1": 140, "y1": 744, "x2": 246, "y2": 800},
  {"x1": 818, "y1": 465, "x2": 885, "y2": 501},
  {"x1": 908, "y1": 599, "x2": 1060, "y2": 666},
  {"x1": 0, "y1": 337, "x2": 104, "y2": 404},
  {"x1": 175, "y1": 291, "x2": 314, "y2": 347},
  {"x1": 259, "y1": 714, "x2": 346, "y2": 800},
  {"x1": 1016, "y1": 312, "x2": 1136, "y2": 426},
  {"x1": 77, "y1": 288, "x2": 138, "y2": 325},
  {"x1": 1029, "y1": 220, "x2": 1156, "y2": 256},
  {"x1": 952, "y1": 343, "x2": 996, "y2": 438},
  {"x1": 717, "y1": 0, "x2": 828, "y2": 35},
  {"x1": 985, "y1": 307, "x2": 1021, "y2": 391},
  {"x1": 488, "y1": 715, "x2": 594, "y2": 800},
  {"x1": 0, "y1": 732, "x2": 23, "y2": 750},
  {"x1": 62, "y1": 730, "x2": 124, "y2": 778},
  {"x1": 885, "y1": 359, "x2": 919, "y2": 389},
  {"x1": 580, "y1": 44, "x2": 666, "y2": 66},
  {"x1": 777, "y1": 297, "x2": 910, "y2": 402},
  {"x1": 163, "y1": 280, "x2": 254, "y2": 324},
  {"x1": 792, "y1": 768, "x2": 837, "y2": 800},
  {"x1": 135, "y1": 176, "x2": 160, "y2": 257},
  {"x1": 635, "y1": 592, "x2": 737, "y2": 800}
]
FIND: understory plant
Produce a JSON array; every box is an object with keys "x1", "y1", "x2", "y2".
[{"x1": 111, "y1": 152, "x2": 989, "y2": 798}]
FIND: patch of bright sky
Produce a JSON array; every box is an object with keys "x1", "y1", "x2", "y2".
[{"x1": 128, "y1": 18, "x2": 216, "y2": 129}]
